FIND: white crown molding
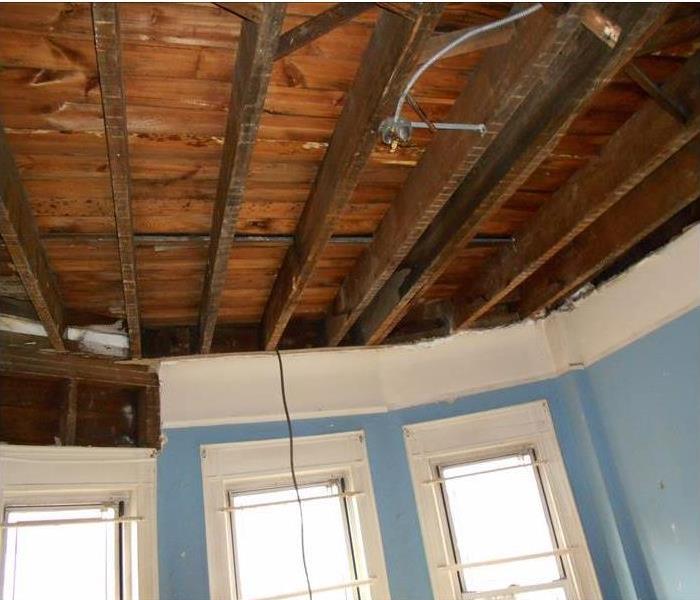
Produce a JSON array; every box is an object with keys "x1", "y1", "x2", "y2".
[{"x1": 150, "y1": 224, "x2": 700, "y2": 427}]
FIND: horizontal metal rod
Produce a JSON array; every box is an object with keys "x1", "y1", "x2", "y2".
[
  {"x1": 250, "y1": 578, "x2": 376, "y2": 600},
  {"x1": 438, "y1": 548, "x2": 571, "y2": 571},
  {"x1": 41, "y1": 233, "x2": 515, "y2": 247},
  {"x1": 411, "y1": 121, "x2": 487, "y2": 134},
  {"x1": 220, "y1": 490, "x2": 364, "y2": 511},
  {"x1": 0, "y1": 516, "x2": 143, "y2": 529},
  {"x1": 423, "y1": 460, "x2": 547, "y2": 485}
]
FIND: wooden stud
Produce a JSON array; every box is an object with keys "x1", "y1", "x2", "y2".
[
  {"x1": 137, "y1": 386, "x2": 160, "y2": 449},
  {"x1": 0, "y1": 127, "x2": 66, "y2": 351},
  {"x1": 518, "y1": 136, "x2": 700, "y2": 317},
  {"x1": 625, "y1": 60, "x2": 689, "y2": 123},
  {"x1": 261, "y1": 4, "x2": 444, "y2": 350},
  {"x1": 198, "y1": 4, "x2": 286, "y2": 353},
  {"x1": 275, "y1": 3, "x2": 374, "y2": 60},
  {"x1": 324, "y1": 4, "x2": 588, "y2": 346},
  {"x1": 452, "y1": 50, "x2": 700, "y2": 329},
  {"x1": 92, "y1": 3, "x2": 142, "y2": 357},
  {"x1": 59, "y1": 379, "x2": 78, "y2": 446},
  {"x1": 348, "y1": 4, "x2": 669, "y2": 346}
]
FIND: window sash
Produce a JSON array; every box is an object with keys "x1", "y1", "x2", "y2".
[
  {"x1": 436, "y1": 449, "x2": 568, "y2": 596},
  {"x1": 227, "y1": 479, "x2": 363, "y2": 600}
]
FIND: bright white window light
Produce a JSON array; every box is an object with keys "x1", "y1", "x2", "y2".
[
  {"x1": 2, "y1": 505, "x2": 119, "y2": 600},
  {"x1": 440, "y1": 452, "x2": 567, "y2": 598},
  {"x1": 229, "y1": 481, "x2": 361, "y2": 600}
]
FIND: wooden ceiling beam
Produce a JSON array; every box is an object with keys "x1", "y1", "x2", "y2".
[
  {"x1": 261, "y1": 4, "x2": 444, "y2": 350},
  {"x1": 92, "y1": 3, "x2": 142, "y2": 358},
  {"x1": 348, "y1": 4, "x2": 669, "y2": 346},
  {"x1": 418, "y1": 23, "x2": 514, "y2": 63},
  {"x1": 324, "y1": 4, "x2": 598, "y2": 347},
  {"x1": 0, "y1": 127, "x2": 66, "y2": 351},
  {"x1": 518, "y1": 136, "x2": 700, "y2": 317},
  {"x1": 0, "y1": 345, "x2": 157, "y2": 388},
  {"x1": 198, "y1": 4, "x2": 286, "y2": 353},
  {"x1": 215, "y1": 3, "x2": 262, "y2": 23},
  {"x1": 275, "y1": 3, "x2": 374, "y2": 60},
  {"x1": 452, "y1": 50, "x2": 700, "y2": 329}
]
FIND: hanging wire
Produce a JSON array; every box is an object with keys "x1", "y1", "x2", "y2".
[
  {"x1": 276, "y1": 349, "x2": 313, "y2": 600},
  {"x1": 393, "y1": 3, "x2": 544, "y2": 122}
]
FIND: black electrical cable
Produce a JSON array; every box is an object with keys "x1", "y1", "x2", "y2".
[{"x1": 276, "y1": 349, "x2": 313, "y2": 600}]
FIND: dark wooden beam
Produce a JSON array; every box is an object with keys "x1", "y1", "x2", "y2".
[
  {"x1": 0, "y1": 345, "x2": 158, "y2": 388},
  {"x1": 92, "y1": 3, "x2": 142, "y2": 357},
  {"x1": 198, "y1": 4, "x2": 286, "y2": 353},
  {"x1": 275, "y1": 3, "x2": 374, "y2": 60},
  {"x1": 347, "y1": 4, "x2": 668, "y2": 346},
  {"x1": 137, "y1": 386, "x2": 160, "y2": 449},
  {"x1": 0, "y1": 127, "x2": 66, "y2": 351},
  {"x1": 639, "y1": 11, "x2": 700, "y2": 55},
  {"x1": 518, "y1": 136, "x2": 700, "y2": 317},
  {"x1": 324, "y1": 4, "x2": 601, "y2": 347},
  {"x1": 215, "y1": 2, "x2": 261, "y2": 23},
  {"x1": 418, "y1": 23, "x2": 514, "y2": 63},
  {"x1": 59, "y1": 379, "x2": 78, "y2": 446},
  {"x1": 625, "y1": 60, "x2": 689, "y2": 123},
  {"x1": 261, "y1": 4, "x2": 443, "y2": 351},
  {"x1": 452, "y1": 50, "x2": 700, "y2": 329}
]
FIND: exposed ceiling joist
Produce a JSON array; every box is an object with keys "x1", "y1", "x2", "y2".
[
  {"x1": 0, "y1": 127, "x2": 66, "y2": 351},
  {"x1": 347, "y1": 3, "x2": 669, "y2": 346},
  {"x1": 324, "y1": 4, "x2": 588, "y2": 347},
  {"x1": 92, "y1": 3, "x2": 142, "y2": 358},
  {"x1": 215, "y1": 2, "x2": 262, "y2": 23},
  {"x1": 0, "y1": 344, "x2": 157, "y2": 388},
  {"x1": 198, "y1": 3, "x2": 286, "y2": 353},
  {"x1": 452, "y1": 49, "x2": 700, "y2": 329},
  {"x1": 418, "y1": 21, "x2": 514, "y2": 63},
  {"x1": 275, "y1": 3, "x2": 374, "y2": 60},
  {"x1": 261, "y1": 4, "x2": 444, "y2": 351},
  {"x1": 518, "y1": 136, "x2": 700, "y2": 317}
]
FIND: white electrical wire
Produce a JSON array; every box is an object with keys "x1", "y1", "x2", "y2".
[{"x1": 393, "y1": 3, "x2": 544, "y2": 122}]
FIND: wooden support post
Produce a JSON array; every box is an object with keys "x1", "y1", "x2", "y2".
[{"x1": 137, "y1": 386, "x2": 160, "y2": 449}]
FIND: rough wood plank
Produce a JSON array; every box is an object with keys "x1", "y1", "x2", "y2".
[
  {"x1": 639, "y1": 11, "x2": 700, "y2": 55},
  {"x1": 198, "y1": 4, "x2": 286, "y2": 353},
  {"x1": 350, "y1": 4, "x2": 669, "y2": 345},
  {"x1": 92, "y1": 3, "x2": 142, "y2": 357},
  {"x1": 625, "y1": 60, "x2": 689, "y2": 122},
  {"x1": 261, "y1": 4, "x2": 443, "y2": 350},
  {"x1": 137, "y1": 386, "x2": 160, "y2": 449},
  {"x1": 59, "y1": 378, "x2": 78, "y2": 446},
  {"x1": 518, "y1": 136, "x2": 700, "y2": 317},
  {"x1": 0, "y1": 127, "x2": 66, "y2": 350},
  {"x1": 275, "y1": 3, "x2": 374, "y2": 60},
  {"x1": 215, "y1": 2, "x2": 261, "y2": 23},
  {"x1": 324, "y1": 5, "x2": 586, "y2": 346},
  {"x1": 453, "y1": 50, "x2": 700, "y2": 329},
  {"x1": 419, "y1": 23, "x2": 514, "y2": 63},
  {"x1": 0, "y1": 345, "x2": 158, "y2": 388}
]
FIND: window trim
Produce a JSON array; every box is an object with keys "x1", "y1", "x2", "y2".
[
  {"x1": 201, "y1": 431, "x2": 391, "y2": 600},
  {"x1": 403, "y1": 400, "x2": 601, "y2": 600},
  {"x1": 0, "y1": 445, "x2": 158, "y2": 600}
]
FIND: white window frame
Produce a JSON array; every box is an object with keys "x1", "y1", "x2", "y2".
[
  {"x1": 201, "y1": 431, "x2": 391, "y2": 600},
  {"x1": 0, "y1": 445, "x2": 159, "y2": 600},
  {"x1": 404, "y1": 400, "x2": 601, "y2": 600}
]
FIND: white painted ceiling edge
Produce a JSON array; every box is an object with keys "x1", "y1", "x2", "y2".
[{"x1": 163, "y1": 224, "x2": 700, "y2": 427}]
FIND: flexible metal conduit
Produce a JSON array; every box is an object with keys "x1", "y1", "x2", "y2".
[{"x1": 393, "y1": 3, "x2": 545, "y2": 122}]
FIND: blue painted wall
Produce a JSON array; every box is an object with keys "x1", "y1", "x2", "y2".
[{"x1": 158, "y1": 307, "x2": 700, "y2": 600}]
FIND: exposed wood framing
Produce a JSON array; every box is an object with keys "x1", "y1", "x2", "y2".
[
  {"x1": 518, "y1": 136, "x2": 700, "y2": 317},
  {"x1": 324, "y1": 4, "x2": 597, "y2": 346},
  {"x1": 275, "y1": 3, "x2": 374, "y2": 60},
  {"x1": 0, "y1": 127, "x2": 65, "y2": 350},
  {"x1": 92, "y1": 3, "x2": 142, "y2": 357},
  {"x1": 418, "y1": 22, "x2": 514, "y2": 63},
  {"x1": 0, "y1": 345, "x2": 158, "y2": 388},
  {"x1": 137, "y1": 386, "x2": 160, "y2": 448},
  {"x1": 639, "y1": 11, "x2": 700, "y2": 55},
  {"x1": 347, "y1": 4, "x2": 669, "y2": 346},
  {"x1": 198, "y1": 4, "x2": 286, "y2": 353},
  {"x1": 625, "y1": 60, "x2": 689, "y2": 122},
  {"x1": 261, "y1": 4, "x2": 444, "y2": 350},
  {"x1": 59, "y1": 379, "x2": 78, "y2": 446},
  {"x1": 215, "y1": 3, "x2": 261, "y2": 23},
  {"x1": 452, "y1": 50, "x2": 700, "y2": 329}
]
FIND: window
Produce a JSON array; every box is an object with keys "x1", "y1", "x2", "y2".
[
  {"x1": 404, "y1": 401, "x2": 600, "y2": 600},
  {"x1": 201, "y1": 432, "x2": 390, "y2": 600},
  {"x1": 0, "y1": 446, "x2": 158, "y2": 600}
]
